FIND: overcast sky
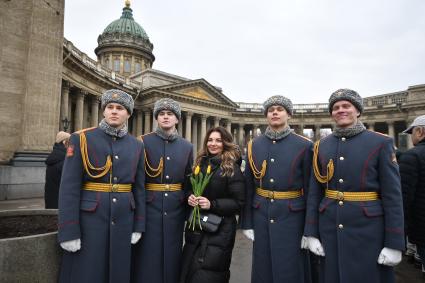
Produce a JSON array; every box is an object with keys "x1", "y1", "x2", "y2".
[{"x1": 64, "y1": 0, "x2": 425, "y2": 104}]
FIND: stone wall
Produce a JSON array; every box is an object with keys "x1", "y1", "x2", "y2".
[{"x1": 0, "y1": 0, "x2": 64, "y2": 163}]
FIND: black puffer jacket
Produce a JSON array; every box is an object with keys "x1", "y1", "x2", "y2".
[
  {"x1": 44, "y1": 142, "x2": 67, "y2": 209},
  {"x1": 400, "y1": 139, "x2": 425, "y2": 245},
  {"x1": 180, "y1": 155, "x2": 245, "y2": 283}
]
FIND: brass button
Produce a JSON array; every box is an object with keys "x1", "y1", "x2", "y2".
[
  {"x1": 164, "y1": 193, "x2": 168, "y2": 197},
  {"x1": 166, "y1": 156, "x2": 170, "y2": 160},
  {"x1": 338, "y1": 224, "x2": 343, "y2": 229},
  {"x1": 270, "y1": 219, "x2": 275, "y2": 223},
  {"x1": 270, "y1": 199, "x2": 274, "y2": 203},
  {"x1": 272, "y1": 140, "x2": 276, "y2": 144},
  {"x1": 339, "y1": 157, "x2": 344, "y2": 161},
  {"x1": 270, "y1": 178, "x2": 274, "y2": 183},
  {"x1": 112, "y1": 137, "x2": 116, "y2": 141},
  {"x1": 114, "y1": 155, "x2": 119, "y2": 160},
  {"x1": 164, "y1": 212, "x2": 167, "y2": 216},
  {"x1": 270, "y1": 158, "x2": 275, "y2": 162},
  {"x1": 113, "y1": 177, "x2": 118, "y2": 181},
  {"x1": 112, "y1": 184, "x2": 119, "y2": 192},
  {"x1": 111, "y1": 220, "x2": 116, "y2": 225},
  {"x1": 337, "y1": 191, "x2": 344, "y2": 200},
  {"x1": 165, "y1": 184, "x2": 170, "y2": 190},
  {"x1": 341, "y1": 137, "x2": 346, "y2": 141},
  {"x1": 339, "y1": 179, "x2": 344, "y2": 183},
  {"x1": 338, "y1": 201, "x2": 343, "y2": 206},
  {"x1": 112, "y1": 198, "x2": 117, "y2": 203},
  {"x1": 165, "y1": 175, "x2": 170, "y2": 179}
]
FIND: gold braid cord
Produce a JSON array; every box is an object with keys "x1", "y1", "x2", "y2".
[
  {"x1": 144, "y1": 150, "x2": 163, "y2": 178},
  {"x1": 80, "y1": 132, "x2": 112, "y2": 179},
  {"x1": 313, "y1": 140, "x2": 334, "y2": 184},
  {"x1": 247, "y1": 140, "x2": 267, "y2": 187}
]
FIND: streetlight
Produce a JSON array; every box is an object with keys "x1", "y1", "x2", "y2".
[{"x1": 62, "y1": 117, "x2": 70, "y2": 132}]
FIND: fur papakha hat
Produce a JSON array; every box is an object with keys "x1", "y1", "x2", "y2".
[
  {"x1": 328, "y1": 88, "x2": 363, "y2": 114},
  {"x1": 153, "y1": 98, "x2": 182, "y2": 120},
  {"x1": 101, "y1": 89, "x2": 134, "y2": 115},
  {"x1": 263, "y1": 95, "x2": 293, "y2": 116}
]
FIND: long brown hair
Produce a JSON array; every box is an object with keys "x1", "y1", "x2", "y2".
[{"x1": 194, "y1": 126, "x2": 240, "y2": 177}]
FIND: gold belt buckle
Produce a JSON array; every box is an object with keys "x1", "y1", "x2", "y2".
[
  {"x1": 268, "y1": 191, "x2": 274, "y2": 199},
  {"x1": 111, "y1": 184, "x2": 119, "y2": 192},
  {"x1": 165, "y1": 184, "x2": 170, "y2": 191},
  {"x1": 337, "y1": 191, "x2": 344, "y2": 201}
]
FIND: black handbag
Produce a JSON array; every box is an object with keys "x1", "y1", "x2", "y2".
[{"x1": 188, "y1": 210, "x2": 222, "y2": 233}]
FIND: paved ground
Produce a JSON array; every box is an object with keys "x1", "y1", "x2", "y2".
[{"x1": 1, "y1": 198, "x2": 423, "y2": 282}]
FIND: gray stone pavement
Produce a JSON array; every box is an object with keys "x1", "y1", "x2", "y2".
[{"x1": 1, "y1": 198, "x2": 423, "y2": 283}]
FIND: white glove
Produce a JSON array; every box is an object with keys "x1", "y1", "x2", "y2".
[
  {"x1": 60, "y1": 239, "x2": 81, "y2": 252},
  {"x1": 300, "y1": 236, "x2": 309, "y2": 249},
  {"x1": 242, "y1": 229, "x2": 255, "y2": 241},
  {"x1": 377, "y1": 247, "x2": 402, "y2": 266},
  {"x1": 131, "y1": 232, "x2": 142, "y2": 244},
  {"x1": 307, "y1": 236, "x2": 325, "y2": 256}
]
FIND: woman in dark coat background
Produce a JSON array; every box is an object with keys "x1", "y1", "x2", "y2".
[
  {"x1": 180, "y1": 126, "x2": 245, "y2": 283},
  {"x1": 44, "y1": 131, "x2": 70, "y2": 209}
]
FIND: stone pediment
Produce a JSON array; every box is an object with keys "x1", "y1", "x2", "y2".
[{"x1": 155, "y1": 79, "x2": 238, "y2": 107}]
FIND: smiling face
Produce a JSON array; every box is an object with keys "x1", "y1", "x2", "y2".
[
  {"x1": 157, "y1": 110, "x2": 178, "y2": 131},
  {"x1": 207, "y1": 131, "x2": 224, "y2": 155},
  {"x1": 103, "y1": 102, "x2": 130, "y2": 128},
  {"x1": 331, "y1": 100, "x2": 360, "y2": 128},
  {"x1": 266, "y1": 105, "x2": 290, "y2": 131}
]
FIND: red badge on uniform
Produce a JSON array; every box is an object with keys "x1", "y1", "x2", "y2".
[{"x1": 66, "y1": 144, "x2": 74, "y2": 157}]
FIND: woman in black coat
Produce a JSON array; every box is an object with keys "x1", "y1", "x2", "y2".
[
  {"x1": 44, "y1": 131, "x2": 70, "y2": 209},
  {"x1": 180, "y1": 126, "x2": 245, "y2": 283}
]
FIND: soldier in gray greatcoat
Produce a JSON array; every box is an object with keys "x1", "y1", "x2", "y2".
[
  {"x1": 132, "y1": 98, "x2": 193, "y2": 283},
  {"x1": 241, "y1": 95, "x2": 313, "y2": 283},
  {"x1": 58, "y1": 89, "x2": 146, "y2": 283},
  {"x1": 304, "y1": 89, "x2": 405, "y2": 283}
]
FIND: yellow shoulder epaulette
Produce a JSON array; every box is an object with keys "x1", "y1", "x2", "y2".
[
  {"x1": 73, "y1": 127, "x2": 96, "y2": 135},
  {"x1": 292, "y1": 132, "x2": 312, "y2": 142}
]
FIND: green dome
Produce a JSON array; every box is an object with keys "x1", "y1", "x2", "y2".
[{"x1": 102, "y1": 6, "x2": 149, "y2": 40}]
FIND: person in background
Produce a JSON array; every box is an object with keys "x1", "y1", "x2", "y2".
[
  {"x1": 399, "y1": 115, "x2": 425, "y2": 278},
  {"x1": 180, "y1": 126, "x2": 245, "y2": 283},
  {"x1": 44, "y1": 131, "x2": 70, "y2": 209}
]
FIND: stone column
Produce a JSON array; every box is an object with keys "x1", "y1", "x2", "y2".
[
  {"x1": 314, "y1": 124, "x2": 322, "y2": 141},
  {"x1": 90, "y1": 97, "x2": 99, "y2": 127},
  {"x1": 253, "y1": 124, "x2": 259, "y2": 138},
  {"x1": 177, "y1": 118, "x2": 183, "y2": 136},
  {"x1": 144, "y1": 108, "x2": 151, "y2": 134},
  {"x1": 238, "y1": 123, "x2": 245, "y2": 146},
  {"x1": 200, "y1": 115, "x2": 207, "y2": 142},
  {"x1": 192, "y1": 117, "x2": 198, "y2": 156},
  {"x1": 185, "y1": 111, "x2": 192, "y2": 142},
  {"x1": 74, "y1": 90, "x2": 85, "y2": 131},
  {"x1": 226, "y1": 120, "x2": 231, "y2": 134},
  {"x1": 368, "y1": 122, "x2": 375, "y2": 131},
  {"x1": 152, "y1": 118, "x2": 158, "y2": 131},
  {"x1": 60, "y1": 82, "x2": 70, "y2": 131},
  {"x1": 136, "y1": 109, "x2": 143, "y2": 136},
  {"x1": 213, "y1": 117, "x2": 220, "y2": 128},
  {"x1": 387, "y1": 121, "x2": 395, "y2": 139},
  {"x1": 82, "y1": 92, "x2": 89, "y2": 128}
]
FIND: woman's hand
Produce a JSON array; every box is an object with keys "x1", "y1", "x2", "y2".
[
  {"x1": 197, "y1": 196, "x2": 211, "y2": 210},
  {"x1": 188, "y1": 194, "x2": 198, "y2": 207}
]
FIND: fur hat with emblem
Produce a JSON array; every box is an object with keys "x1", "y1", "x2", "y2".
[
  {"x1": 328, "y1": 88, "x2": 363, "y2": 114},
  {"x1": 153, "y1": 98, "x2": 182, "y2": 120},
  {"x1": 263, "y1": 95, "x2": 293, "y2": 116},
  {"x1": 101, "y1": 89, "x2": 134, "y2": 115}
]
